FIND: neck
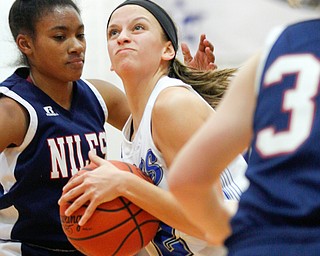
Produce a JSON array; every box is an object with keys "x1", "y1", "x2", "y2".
[
  {"x1": 29, "y1": 70, "x2": 74, "y2": 110},
  {"x1": 121, "y1": 71, "x2": 165, "y2": 132}
]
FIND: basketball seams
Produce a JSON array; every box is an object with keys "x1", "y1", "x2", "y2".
[
  {"x1": 95, "y1": 198, "x2": 133, "y2": 212},
  {"x1": 67, "y1": 209, "x2": 143, "y2": 241},
  {"x1": 60, "y1": 160, "x2": 159, "y2": 255},
  {"x1": 122, "y1": 162, "x2": 134, "y2": 174},
  {"x1": 119, "y1": 197, "x2": 145, "y2": 249}
]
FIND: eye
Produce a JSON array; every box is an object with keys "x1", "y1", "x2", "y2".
[
  {"x1": 134, "y1": 24, "x2": 144, "y2": 31},
  {"x1": 77, "y1": 33, "x2": 85, "y2": 40},
  {"x1": 53, "y1": 35, "x2": 66, "y2": 41},
  {"x1": 108, "y1": 28, "x2": 119, "y2": 38}
]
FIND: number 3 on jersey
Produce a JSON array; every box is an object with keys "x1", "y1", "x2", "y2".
[{"x1": 256, "y1": 54, "x2": 320, "y2": 157}]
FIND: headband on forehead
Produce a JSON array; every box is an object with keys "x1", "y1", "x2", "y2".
[{"x1": 107, "y1": 0, "x2": 178, "y2": 53}]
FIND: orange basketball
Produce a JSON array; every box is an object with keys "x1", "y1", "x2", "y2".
[{"x1": 60, "y1": 161, "x2": 159, "y2": 256}]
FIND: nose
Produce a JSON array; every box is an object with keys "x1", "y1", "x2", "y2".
[
  {"x1": 69, "y1": 37, "x2": 86, "y2": 54},
  {"x1": 117, "y1": 30, "x2": 131, "y2": 45}
]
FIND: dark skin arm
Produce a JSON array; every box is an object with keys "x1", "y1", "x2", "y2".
[
  {"x1": 0, "y1": 96, "x2": 29, "y2": 152},
  {"x1": 87, "y1": 79, "x2": 130, "y2": 130}
]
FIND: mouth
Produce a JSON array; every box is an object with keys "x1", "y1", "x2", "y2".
[
  {"x1": 67, "y1": 57, "x2": 84, "y2": 68},
  {"x1": 68, "y1": 57, "x2": 84, "y2": 63},
  {"x1": 116, "y1": 48, "x2": 135, "y2": 55}
]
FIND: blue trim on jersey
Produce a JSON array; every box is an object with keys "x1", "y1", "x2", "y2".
[
  {"x1": 220, "y1": 167, "x2": 243, "y2": 200},
  {"x1": 151, "y1": 223, "x2": 193, "y2": 255}
]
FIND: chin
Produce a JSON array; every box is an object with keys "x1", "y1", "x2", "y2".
[
  {"x1": 115, "y1": 63, "x2": 137, "y2": 77},
  {"x1": 70, "y1": 70, "x2": 83, "y2": 80}
]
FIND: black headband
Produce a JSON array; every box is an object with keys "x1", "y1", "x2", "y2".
[{"x1": 107, "y1": 0, "x2": 178, "y2": 53}]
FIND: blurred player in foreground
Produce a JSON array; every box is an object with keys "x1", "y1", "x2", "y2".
[{"x1": 168, "y1": 0, "x2": 320, "y2": 255}]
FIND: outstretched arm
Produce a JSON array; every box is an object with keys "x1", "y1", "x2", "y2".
[
  {"x1": 167, "y1": 53, "x2": 259, "y2": 244},
  {"x1": 182, "y1": 34, "x2": 217, "y2": 70}
]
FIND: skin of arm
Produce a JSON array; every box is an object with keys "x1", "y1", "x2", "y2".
[
  {"x1": 167, "y1": 53, "x2": 260, "y2": 245},
  {"x1": 59, "y1": 87, "x2": 215, "y2": 240},
  {"x1": 0, "y1": 96, "x2": 29, "y2": 152},
  {"x1": 87, "y1": 79, "x2": 130, "y2": 130}
]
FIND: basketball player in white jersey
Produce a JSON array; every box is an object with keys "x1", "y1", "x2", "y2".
[
  {"x1": 59, "y1": 0, "x2": 248, "y2": 255},
  {"x1": 0, "y1": 0, "x2": 216, "y2": 255}
]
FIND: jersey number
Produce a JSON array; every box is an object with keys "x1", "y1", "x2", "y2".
[{"x1": 256, "y1": 54, "x2": 320, "y2": 157}]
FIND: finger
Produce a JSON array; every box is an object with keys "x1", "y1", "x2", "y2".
[
  {"x1": 64, "y1": 192, "x2": 89, "y2": 216},
  {"x1": 208, "y1": 62, "x2": 218, "y2": 70},
  {"x1": 198, "y1": 34, "x2": 206, "y2": 52},
  {"x1": 62, "y1": 172, "x2": 84, "y2": 193},
  {"x1": 88, "y1": 150, "x2": 109, "y2": 167},
  {"x1": 78, "y1": 202, "x2": 97, "y2": 226},
  {"x1": 59, "y1": 183, "x2": 84, "y2": 207},
  {"x1": 203, "y1": 38, "x2": 214, "y2": 52},
  {"x1": 205, "y1": 47, "x2": 215, "y2": 64},
  {"x1": 181, "y1": 42, "x2": 193, "y2": 64}
]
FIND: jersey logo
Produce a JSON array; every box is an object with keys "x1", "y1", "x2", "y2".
[
  {"x1": 139, "y1": 149, "x2": 164, "y2": 186},
  {"x1": 43, "y1": 106, "x2": 59, "y2": 116},
  {"x1": 48, "y1": 132, "x2": 108, "y2": 179}
]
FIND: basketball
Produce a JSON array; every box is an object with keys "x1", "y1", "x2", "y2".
[{"x1": 59, "y1": 161, "x2": 159, "y2": 256}]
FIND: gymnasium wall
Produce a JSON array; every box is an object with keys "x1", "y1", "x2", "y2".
[{"x1": 0, "y1": 0, "x2": 318, "y2": 160}]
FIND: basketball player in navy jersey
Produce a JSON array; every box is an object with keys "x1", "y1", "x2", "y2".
[
  {"x1": 0, "y1": 0, "x2": 216, "y2": 255},
  {"x1": 59, "y1": 1, "x2": 248, "y2": 255},
  {"x1": 168, "y1": 0, "x2": 320, "y2": 255}
]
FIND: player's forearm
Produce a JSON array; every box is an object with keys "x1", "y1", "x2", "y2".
[
  {"x1": 175, "y1": 184, "x2": 232, "y2": 245},
  {"x1": 119, "y1": 173, "x2": 207, "y2": 240}
]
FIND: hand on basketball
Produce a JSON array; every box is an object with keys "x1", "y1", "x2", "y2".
[
  {"x1": 182, "y1": 34, "x2": 217, "y2": 71},
  {"x1": 58, "y1": 151, "x2": 126, "y2": 226}
]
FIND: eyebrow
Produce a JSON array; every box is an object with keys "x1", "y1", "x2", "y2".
[
  {"x1": 132, "y1": 16, "x2": 150, "y2": 23},
  {"x1": 108, "y1": 16, "x2": 151, "y2": 28},
  {"x1": 50, "y1": 24, "x2": 84, "y2": 31}
]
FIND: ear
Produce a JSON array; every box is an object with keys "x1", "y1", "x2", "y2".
[
  {"x1": 16, "y1": 34, "x2": 33, "y2": 56},
  {"x1": 162, "y1": 41, "x2": 175, "y2": 61}
]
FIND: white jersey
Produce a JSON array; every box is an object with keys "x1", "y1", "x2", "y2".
[{"x1": 121, "y1": 76, "x2": 248, "y2": 256}]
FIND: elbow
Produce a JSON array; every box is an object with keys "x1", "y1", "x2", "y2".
[
  {"x1": 205, "y1": 224, "x2": 231, "y2": 246},
  {"x1": 167, "y1": 176, "x2": 190, "y2": 202}
]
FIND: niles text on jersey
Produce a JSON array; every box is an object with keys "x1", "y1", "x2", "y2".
[{"x1": 48, "y1": 132, "x2": 107, "y2": 179}]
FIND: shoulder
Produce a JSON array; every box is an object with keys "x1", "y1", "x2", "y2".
[
  {"x1": 152, "y1": 86, "x2": 212, "y2": 134},
  {"x1": 0, "y1": 96, "x2": 28, "y2": 120},
  {"x1": 151, "y1": 86, "x2": 213, "y2": 164},
  {"x1": 86, "y1": 79, "x2": 129, "y2": 130},
  {"x1": 86, "y1": 79, "x2": 121, "y2": 96},
  {"x1": 0, "y1": 96, "x2": 29, "y2": 151},
  {"x1": 153, "y1": 86, "x2": 211, "y2": 122},
  {"x1": 86, "y1": 78, "x2": 126, "y2": 111}
]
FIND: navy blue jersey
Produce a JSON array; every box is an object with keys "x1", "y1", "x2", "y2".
[
  {"x1": 0, "y1": 68, "x2": 108, "y2": 255},
  {"x1": 226, "y1": 19, "x2": 320, "y2": 255}
]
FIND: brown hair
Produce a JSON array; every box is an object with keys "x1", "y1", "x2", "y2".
[{"x1": 169, "y1": 59, "x2": 236, "y2": 109}]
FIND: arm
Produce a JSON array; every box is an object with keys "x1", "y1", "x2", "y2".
[
  {"x1": 59, "y1": 88, "x2": 214, "y2": 240},
  {"x1": 87, "y1": 79, "x2": 130, "y2": 130},
  {"x1": 182, "y1": 34, "x2": 217, "y2": 70},
  {"x1": 59, "y1": 152, "x2": 206, "y2": 240},
  {"x1": 0, "y1": 96, "x2": 28, "y2": 152},
  {"x1": 167, "y1": 53, "x2": 260, "y2": 244}
]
